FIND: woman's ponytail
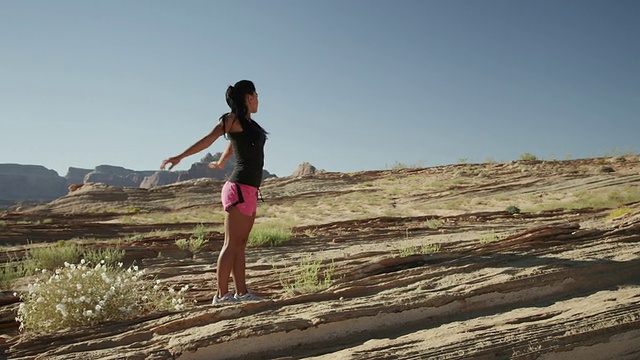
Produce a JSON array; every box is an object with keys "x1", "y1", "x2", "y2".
[{"x1": 225, "y1": 86, "x2": 235, "y2": 110}]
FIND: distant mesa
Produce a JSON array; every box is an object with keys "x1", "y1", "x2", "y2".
[
  {"x1": 0, "y1": 164, "x2": 68, "y2": 201},
  {"x1": 0, "y1": 153, "x2": 278, "y2": 209},
  {"x1": 65, "y1": 167, "x2": 93, "y2": 185},
  {"x1": 84, "y1": 165, "x2": 157, "y2": 188}
]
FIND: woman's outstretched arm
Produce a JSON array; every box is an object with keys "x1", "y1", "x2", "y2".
[{"x1": 161, "y1": 121, "x2": 226, "y2": 170}]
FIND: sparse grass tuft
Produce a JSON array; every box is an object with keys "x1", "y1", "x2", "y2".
[
  {"x1": 479, "y1": 232, "x2": 508, "y2": 244},
  {"x1": 27, "y1": 242, "x2": 83, "y2": 271},
  {"x1": 602, "y1": 147, "x2": 637, "y2": 157},
  {"x1": 529, "y1": 186, "x2": 640, "y2": 212},
  {"x1": 396, "y1": 242, "x2": 441, "y2": 257},
  {"x1": 425, "y1": 218, "x2": 443, "y2": 229},
  {"x1": 124, "y1": 234, "x2": 145, "y2": 243},
  {"x1": 248, "y1": 225, "x2": 292, "y2": 247},
  {"x1": 120, "y1": 216, "x2": 135, "y2": 225},
  {"x1": 192, "y1": 223, "x2": 208, "y2": 239},
  {"x1": 3, "y1": 243, "x2": 129, "y2": 289},
  {"x1": 606, "y1": 207, "x2": 635, "y2": 220},
  {"x1": 147, "y1": 229, "x2": 174, "y2": 238},
  {"x1": 0, "y1": 266, "x2": 19, "y2": 289},
  {"x1": 0, "y1": 258, "x2": 34, "y2": 290},
  {"x1": 569, "y1": 187, "x2": 640, "y2": 210},
  {"x1": 82, "y1": 246, "x2": 125, "y2": 268},
  {"x1": 175, "y1": 223, "x2": 209, "y2": 254},
  {"x1": 386, "y1": 160, "x2": 426, "y2": 171},
  {"x1": 519, "y1": 153, "x2": 538, "y2": 161},
  {"x1": 175, "y1": 237, "x2": 207, "y2": 254}
]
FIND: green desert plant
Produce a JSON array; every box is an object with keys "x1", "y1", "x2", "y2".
[
  {"x1": 506, "y1": 205, "x2": 521, "y2": 214},
  {"x1": 175, "y1": 237, "x2": 207, "y2": 254},
  {"x1": 277, "y1": 256, "x2": 335, "y2": 294},
  {"x1": 82, "y1": 246, "x2": 125, "y2": 268},
  {"x1": 519, "y1": 153, "x2": 538, "y2": 161},
  {"x1": 175, "y1": 224, "x2": 209, "y2": 254},
  {"x1": 27, "y1": 242, "x2": 83, "y2": 271},
  {"x1": 425, "y1": 218, "x2": 444, "y2": 229},
  {"x1": 16, "y1": 261, "x2": 189, "y2": 333},
  {"x1": 605, "y1": 207, "x2": 634, "y2": 220},
  {"x1": 389, "y1": 161, "x2": 407, "y2": 171},
  {"x1": 191, "y1": 223, "x2": 208, "y2": 240}
]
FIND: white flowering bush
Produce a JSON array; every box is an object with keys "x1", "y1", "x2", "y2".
[{"x1": 16, "y1": 260, "x2": 188, "y2": 333}]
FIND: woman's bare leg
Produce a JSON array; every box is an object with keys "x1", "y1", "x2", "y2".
[
  {"x1": 231, "y1": 212, "x2": 255, "y2": 295},
  {"x1": 216, "y1": 207, "x2": 255, "y2": 296}
]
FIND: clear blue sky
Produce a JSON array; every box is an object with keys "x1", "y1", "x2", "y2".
[{"x1": 1, "y1": 0, "x2": 639, "y2": 177}]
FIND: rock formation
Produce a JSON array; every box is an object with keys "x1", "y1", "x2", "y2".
[
  {"x1": 63, "y1": 167, "x2": 92, "y2": 185},
  {"x1": 291, "y1": 162, "x2": 321, "y2": 177},
  {"x1": 0, "y1": 154, "x2": 277, "y2": 208},
  {"x1": 139, "y1": 153, "x2": 234, "y2": 189},
  {"x1": 1, "y1": 156, "x2": 640, "y2": 359},
  {"x1": 83, "y1": 165, "x2": 156, "y2": 188},
  {"x1": 139, "y1": 171, "x2": 181, "y2": 189}
]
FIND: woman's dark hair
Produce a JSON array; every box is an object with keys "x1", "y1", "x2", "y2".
[{"x1": 220, "y1": 80, "x2": 267, "y2": 140}]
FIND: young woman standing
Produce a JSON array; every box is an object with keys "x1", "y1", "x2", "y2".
[{"x1": 161, "y1": 80, "x2": 267, "y2": 305}]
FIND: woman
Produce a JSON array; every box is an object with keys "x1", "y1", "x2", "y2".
[{"x1": 161, "y1": 80, "x2": 268, "y2": 305}]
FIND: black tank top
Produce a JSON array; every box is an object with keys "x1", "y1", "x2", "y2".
[{"x1": 227, "y1": 123, "x2": 266, "y2": 188}]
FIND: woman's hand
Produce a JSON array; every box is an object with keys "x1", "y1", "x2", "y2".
[
  {"x1": 208, "y1": 161, "x2": 225, "y2": 169},
  {"x1": 161, "y1": 156, "x2": 181, "y2": 170}
]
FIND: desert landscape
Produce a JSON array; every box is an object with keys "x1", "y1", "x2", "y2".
[{"x1": 1, "y1": 156, "x2": 640, "y2": 359}]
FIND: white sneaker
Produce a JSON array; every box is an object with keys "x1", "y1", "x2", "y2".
[
  {"x1": 234, "y1": 292, "x2": 264, "y2": 302},
  {"x1": 212, "y1": 291, "x2": 239, "y2": 305}
]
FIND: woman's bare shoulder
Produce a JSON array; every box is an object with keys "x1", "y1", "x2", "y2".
[
  {"x1": 225, "y1": 112, "x2": 237, "y2": 121},
  {"x1": 219, "y1": 113, "x2": 239, "y2": 132},
  {"x1": 222, "y1": 113, "x2": 244, "y2": 133},
  {"x1": 219, "y1": 112, "x2": 236, "y2": 124}
]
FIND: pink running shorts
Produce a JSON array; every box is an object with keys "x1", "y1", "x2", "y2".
[{"x1": 221, "y1": 181, "x2": 258, "y2": 217}]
